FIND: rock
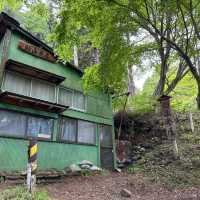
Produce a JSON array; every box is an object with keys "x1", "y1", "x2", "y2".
[
  {"x1": 90, "y1": 165, "x2": 101, "y2": 171},
  {"x1": 69, "y1": 164, "x2": 81, "y2": 172},
  {"x1": 115, "y1": 168, "x2": 122, "y2": 173},
  {"x1": 120, "y1": 188, "x2": 132, "y2": 198},
  {"x1": 78, "y1": 160, "x2": 93, "y2": 166},
  {"x1": 80, "y1": 164, "x2": 91, "y2": 170}
]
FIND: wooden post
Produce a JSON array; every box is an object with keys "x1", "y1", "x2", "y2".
[{"x1": 27, "y1": 138, "x2": 37, "y2": 193}]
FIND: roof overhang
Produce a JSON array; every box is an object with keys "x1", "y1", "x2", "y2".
[
  {"x1": 0, "y1": 91, "x2": 68, "y2": 113},
  {"x1": 6, "y1": 60, "x2": 65, "y2": 84}
]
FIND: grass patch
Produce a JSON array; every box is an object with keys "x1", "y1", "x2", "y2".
[{"x1": 0, "y1": 186, "x2": 52, "y2": 200}]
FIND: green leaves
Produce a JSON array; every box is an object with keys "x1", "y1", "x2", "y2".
[
  {"x1": 50, "y1": 0, "x2": 139, "y2": 95},
  {"x1": 0, "y1": 0, "x2": 22, "y2": 12}
]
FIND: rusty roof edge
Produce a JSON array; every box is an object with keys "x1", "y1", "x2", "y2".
[{"x1": 0, "y1": 12, "x2": 83, "y2": 75}]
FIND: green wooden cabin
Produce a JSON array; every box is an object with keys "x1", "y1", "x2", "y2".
[{"x1": 0, "y1": 13, "x2": 115, "y2": 172}]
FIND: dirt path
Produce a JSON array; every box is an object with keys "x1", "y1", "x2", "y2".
[{"x1": 42, "y1": 173, "x2": 200, "y2": 200}]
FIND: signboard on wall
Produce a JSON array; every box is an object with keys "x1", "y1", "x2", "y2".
[{"x1": 18, "y1": 40, "x2": 56, "y2": 63}]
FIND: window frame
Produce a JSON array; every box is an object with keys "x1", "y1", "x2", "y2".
[
  {"x1": 26, "y1": 115, "x2": 54, "y2": 140},
  {"x1": 30, "y1": 77, "x2": 57, "y2": 103},
  {"x1": 77, "y1": 120, "x2": 97, "y2": 145},
  {"x1": 57, "y1": 86, "x2": 73, "y2": 107},
  {"x1": 3, "y1": 71, "x2": 87, "y2": 112},
  {"x1": 60, "y1": 117, "x2": 77, "y2": 143},
  {"x1": 0, "y1": 109, "x2": 54, "y2": 141},
  {"x1": 71, "y1": 90, "x2": 87, "y2": 112},
  {"x1": 2, "y1": 70, "x2": 32, "y2": 97},
  {"x1": 58, "y1": 86, "x2": 87, "y2": 112},
  {"x1": 59, "y1": 117, "x2": 97, "y2": 146},
  {"x1": 3, "y1": 70, "x2": 57, "y2": 103}
]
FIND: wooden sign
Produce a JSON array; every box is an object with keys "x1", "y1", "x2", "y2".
[{"x1": 18, "y1": 40, "x2": 56, "y2": 63}]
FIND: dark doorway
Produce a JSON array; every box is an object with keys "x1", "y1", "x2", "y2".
[{"x1": 100, "y1": 125, "x2": 114, "y2": 170}]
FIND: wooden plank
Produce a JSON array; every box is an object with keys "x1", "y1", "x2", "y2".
[
  {"x1": 0, "y1": 29, "x2": 11, "y2": 86},
  {"x1": 18, "y1": 40, "x2": 56, "y2": 63}
]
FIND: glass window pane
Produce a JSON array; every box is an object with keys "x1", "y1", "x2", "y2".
[
  {"x1": 31, "y1": 79, "x2": 55, "y2": 102},
  {"x1": 61, "y1": 118, "x2": 76, "y2": 142},
  {"x1": 58, "y1": 88, "x2": 73, "y2": 106},
  {"x1": 0, "y1": 110, "x2": 26, "y2": 137},
  {"x1": 73, "y1": 91, "x2": 85, "y2": 110},
  {"x1": 78, "y1": 120, "x2": 96, "y2": 144},
  {"x1": 4, "y1": 71, "x2": 31, "y2": 96},
  {"x1": 100, "y1": 125, "x2": 113, "y2": 147},
  {"x1": 27, "y1": 116, "x2": 53, "y2": 139}
]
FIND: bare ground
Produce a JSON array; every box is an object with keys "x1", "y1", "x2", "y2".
[
  {"x1": 0, "y1": 172, "x2": 200, "y2": 199},
  {"x1": 41, "y1": 172, "x2": 200, "y2": 200}
]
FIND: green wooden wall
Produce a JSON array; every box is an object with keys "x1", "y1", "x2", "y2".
[
  {"x1": 0, "y1": 30, "x2": 115, "y2": 172},
  {"x1": 0, "y1": 138, "x2": 99, "y2": 171}
]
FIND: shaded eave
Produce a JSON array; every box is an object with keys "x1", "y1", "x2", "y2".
[
  {"x1": 0, "y1": 91, "x2": 68, "y2": 113},
  {"x1": 0, "y1": 12, "x2": 83, "y2": 75}
]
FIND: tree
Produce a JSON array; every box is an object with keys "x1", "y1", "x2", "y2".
[
  {"x1": 101, "y1": 0, "x2": 200, "y2": 109},
  {"x1": 50, "y1": 0, "x2": 190, "y2": 102}
]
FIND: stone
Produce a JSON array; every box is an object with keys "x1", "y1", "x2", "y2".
[
  {"x1": 69, "y1": 164, "x2": 81, "y2": 172},
  {"x1": 78, "y1": 160, "x2": 93, "y2": 166},
  {"x1": 90, "y1": 165, "x2": 101, "y2": 171},
  {"x1": 115, "y1": 168, "x2": 122, "y2": 173},
  {"x1": 120, "y1": 188, "x2": 132, "y2": 198}
]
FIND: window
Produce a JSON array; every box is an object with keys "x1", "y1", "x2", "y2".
[
  {"x1": 58, "y1": 88, "x2": 73, "y2": 107},
  {"x1": 27, "y1": 116, "x2": 53, "y2": 139},
  {"x1": 73, "y1": 91, "x2": 86, "y2": 111},
  {"x1": 4, "y1": 71, "x2": 31, "y2": 96},
  {"x1": 100, "y1": 125, "x2": 113, "y2": 147},
  {"x1": 78, "y1": 120, "x2": 96, "y2": 144},
  {"x1": 0, "y1": 109, "x2": 53, "y2": 139},
  {"x1": 60, "y1": 117, "x2": 96, "y2": 145},
  {"x1": 3, "y1": 71, "x2": 86, "y2": 110},
  {"x1": 31, "y1": 79, "x2": 56, "y2": 102},
  {"x1": 58, "y1": 87, "x2": 86, "y2": 111},
  {"x1": 61, "y1": 118, "x2": 76, "y2": 142},
  {"x1": 3, "y1": 71, "x2": 56, "y2": 103},
  {"x1": 0, "y1": 110, "x2": 26, "y2": 137}
]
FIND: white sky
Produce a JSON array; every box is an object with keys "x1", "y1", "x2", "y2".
[{"x1": 132, "y1": 65, "x2": 153, "y2": 91}]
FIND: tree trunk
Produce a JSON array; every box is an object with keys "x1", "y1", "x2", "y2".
[
  {"x1": 153, "y1": 39, "x2": 170, "y2": 96},
  {"x1": 154, "y1": 57, "x2": 167, "y2": 96},
  {"x1": 154, "y1": 76, "x2": 166, "y2": 96},
  {"x1": 196, "y1": 84, "x2": 200, "y2": 109},
  {"x1": 127, "y1": 66, "x2": 135, "y2": 96}
]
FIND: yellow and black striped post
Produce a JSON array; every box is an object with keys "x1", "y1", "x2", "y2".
[{"x1": 27, "y1": 138, "x2": 37, "y2": 192}]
